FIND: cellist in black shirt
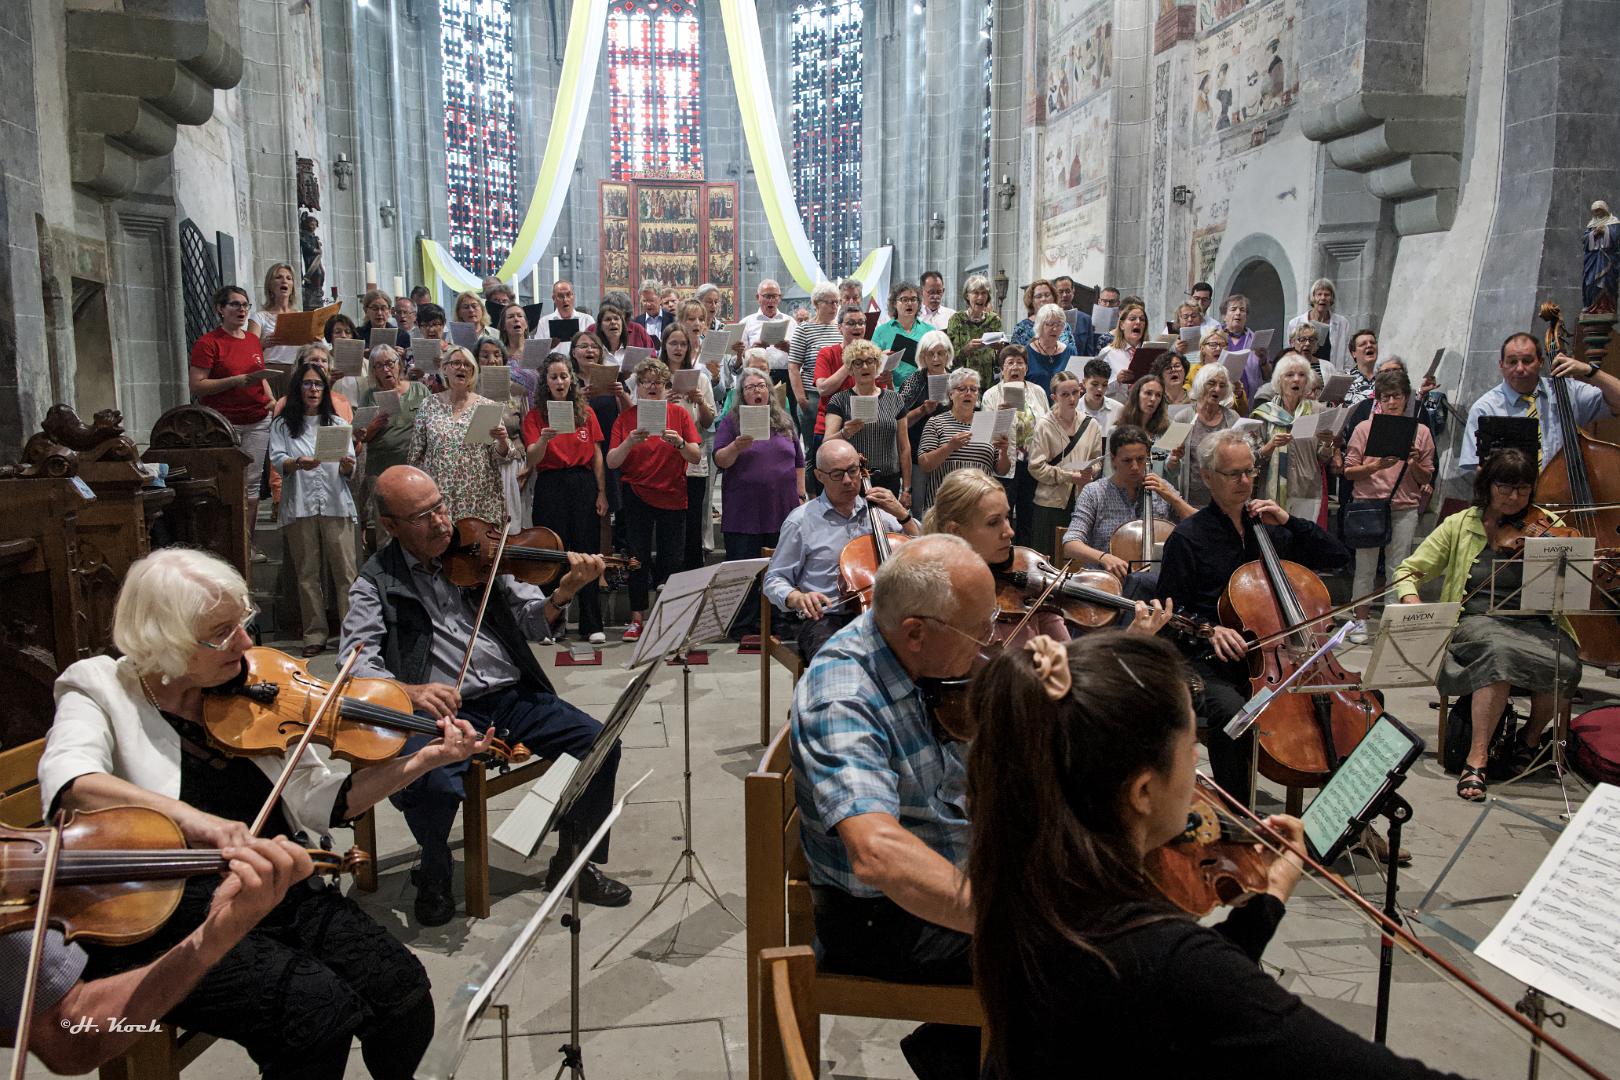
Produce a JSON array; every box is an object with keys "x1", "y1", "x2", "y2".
[{"x1": 1155, "y1": 428, "x2": 1348, "y2": 806}]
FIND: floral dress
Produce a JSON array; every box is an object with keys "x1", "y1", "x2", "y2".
[{"x1": 407, "y1": 392, "x2": 525, "y2": 525}]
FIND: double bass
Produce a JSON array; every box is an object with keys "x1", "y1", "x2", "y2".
[
  {"x1": 1534, "y1": 302, "x2": 1620, "y2": 663},
  {"x1": 1219, "y1": 509, "x2": 1381, "y2": 790}
]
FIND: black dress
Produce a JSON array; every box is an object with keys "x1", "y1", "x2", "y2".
[
  {"x1": 983, "y1": 897, "x2": 1470, "y2": 1079},
  {"x1": 80, "y1": 711, "x2": 433, "y2": 1079}
]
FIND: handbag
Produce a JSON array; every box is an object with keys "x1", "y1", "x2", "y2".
[{"x1": 1341, "y1": 460, "x2": 1408, "y2": 549}]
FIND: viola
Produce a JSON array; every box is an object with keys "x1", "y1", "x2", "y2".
[
  {"x1": 0, "y1": 806, "x2": 367, "y2": 946},
  {"x1": 444, "y1": 518, "x2": 637, "y2": 589},
  {"x1": 996, "y1": 547, "x2": 1216, "y2": 644},
  {"x1": 835, "y1": 464, "x2": 911, "y2": 612},
  {"x1": 1218, "y1": 507, "x2": 1381, "y2": 790},
  {"x1": 201, "y1": 647, "x2": 530, "y2": 766},
  {"x1": 1143, "y1": 788, "x2": 1274, "y2": 916}
]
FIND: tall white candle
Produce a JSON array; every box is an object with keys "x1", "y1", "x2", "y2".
[
  {"x1": 364, "y1": 262, "x2": 377, "y2": 288},
  {"x1": 392, "y1": 275, "x2": 405, "y2": 299}
]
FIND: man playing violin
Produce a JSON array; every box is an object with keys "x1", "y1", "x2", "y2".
[
  {"x1": 791, "y1": 535, "x2": 994, "y2": 1080},
  {"x1": 2, "y1": 836, "x2": 310, "y2": 1074},
  {"x1": 38, "y1": 547, "x2": 488, "y2": 1078},
  {"x1": 1061, "y1": 424, "x2": 1194, "y2": 588},
  {"x1": 339, "y1": 465, "x2": 630, "y2": 926},
  {"x1": 1155, "y1": 430, "x2": 1349, "y2": 807},
  {"x1": 763, "y1": 439, "x2": 922, "y2": 663}
]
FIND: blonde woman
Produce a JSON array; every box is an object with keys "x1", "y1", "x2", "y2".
[
  {"x1": 453, "y1": 290, "x2": 491, "y2": 337},
  {"x1": 1027, "y1": 370, "x2": 1103, "y2": 556},
  {"x1": 407, "y1": 347, "x2": 523, "y2": 525},
  {"x1": 248, "y1": 261, "x2": 302, "y2": 368}
]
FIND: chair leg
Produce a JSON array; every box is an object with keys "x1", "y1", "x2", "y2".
[
  {"x1": 97, "y1": 1030, "x2": 175, "y2": 1080},
  {"x1": 464, "y1": 764, "x2": 491, "y2": 919},
  {"x1": 760, "y1": 591, "x2": 773, "y2": 747},
  {"x1": 352, "y1": 807, "x2": 378, "y2": 893}
]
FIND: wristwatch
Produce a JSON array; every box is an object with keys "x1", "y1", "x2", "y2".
[
  {"x1": 1588, "y1": 361, "x2": 1602, "y2": 380},
  {"x1": 896, "y1": 512, "x2": 913, "y2": 526}
]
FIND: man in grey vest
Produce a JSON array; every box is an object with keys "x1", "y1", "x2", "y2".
[{"x1": 339, "y1": 465, "x2": 629, "y2": 925}]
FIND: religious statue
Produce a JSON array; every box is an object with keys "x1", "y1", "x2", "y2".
[
  {"x1": 300, "y1": 211, "x2": 325, "y2": 311},
  {"x1": 1582, "y1": 200, "x2": 1619, "y2": 314}
]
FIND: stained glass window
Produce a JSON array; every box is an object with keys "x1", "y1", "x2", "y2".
[
  {"x1": 980, "y1": 0, "x2": 994, "y2": 249},
  {"x1": 790, "y1": 0, "x2": 863, "y2": 278},
  {"x1": 441, "y1": 0, "x2": 519, "y2": 277},
  {"x1": 606, "y1": 0, "x2": 704, "y2": 180}
]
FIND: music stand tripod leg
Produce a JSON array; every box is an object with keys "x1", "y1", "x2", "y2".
[{"x1": 554, "y1": 844, "x2": 587, "y2": 1080}]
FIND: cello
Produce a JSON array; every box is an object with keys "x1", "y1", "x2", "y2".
[
  {"x1": 1109, "y1": 483, "x2": 1174, "y2": 567},
  {"x1": 1219, "y1": 508, "x2": 1381, "y2": 790},
  {"x1": 1534, "y1": 301, "x2": 1620, "y2": 663},
  {"x1": 835, "y1": 464, "x2": 912, "y2": 611}
]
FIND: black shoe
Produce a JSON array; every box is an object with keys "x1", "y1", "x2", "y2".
[
  {"x1": 544, "y1": 857, "x2": 632, "y2": 907},
  {"x1": 411, "y1": 868, "x2": 456, "y2": 926}
]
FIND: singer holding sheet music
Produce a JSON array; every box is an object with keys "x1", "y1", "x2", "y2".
[
  {"x1": 1251, "y1": 356, "x2": 1333, "y2": 525},
  {"x1": 407, "y1": 347, "x2": 523, "y2": 525},
  {"x1": 268, "y1": 358, "x2": 357, "y2": 657},
  {"x1": 1394, "y1": 448, "x2": 1581, "y2": 802},
  {"x1": 916, "y1": 368, "x2": 1012, "y2": 517}
]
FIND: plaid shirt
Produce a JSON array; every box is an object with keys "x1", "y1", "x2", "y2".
[
  {"x1": 1063, "y1": 476, "x2": 1172, "y2": 559},
  {"x1": 789, "y1": 612, "x2": 970, "y2": 897}
]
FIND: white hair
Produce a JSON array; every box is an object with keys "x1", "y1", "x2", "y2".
[
  {"x1": 962, "y1": 274, "x2": 991, "y2": 300},
  {"x1": 113, "y1": 549, "x2": 252, "y2": 679},
  {"x1": 1269, "y1": 355, "x2": 1316, "y2": 396},
  {"x1": 743, "y1": 346, "x2": 774, "y2": 370},
  {"x1": 1197, "y1": 427, "x2": 1255, "y2": 472},
  {"x1": 368, "y1": 343, "x2": 401, "y2": 367},
  {"x1": 1191, "y1": 362, "x2": 1234, "y2": 408},
  {"x1": 1309, "y1": 278, "x2": 1336, "y2": 299},
  {"x1": 811, "y1": 281, "x2": 839, "y2": 304},
  {"x1": 757, "y1": 279, "x2": 782, "y2": 295},
  {"x1": 917, "y1": 328, "x2": 954, "y2": 363},
  {"x1": 695, "y1": 282, "x2": 721, "y2": 301},
  {"x1": 947, "y1": 366, "x2": 980, "y2": 391},
  {"x1": 1035, "y1": 302, "x2": 1067, "y2": 331},
  {"x1": 872, "y1": 534, "x2": 976, "y2": 638},
  {"x1": 638, "y1": 279, "x2": 662, "y2": 294}
]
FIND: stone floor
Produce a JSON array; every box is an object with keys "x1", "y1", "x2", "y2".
[{"x1": 40, "y1": 610, "x2": 1620, "y2": 1079}]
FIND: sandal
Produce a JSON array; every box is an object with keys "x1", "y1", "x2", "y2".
[{"x1": 1457, "y1": 765, "x2": 1488, "y2": 802}]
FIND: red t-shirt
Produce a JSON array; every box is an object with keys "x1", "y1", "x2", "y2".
[
  {"x1": 190, "y1": 327, "x2": 271, "y2": 424},
  {"x1": 522, "y1": 405, "x2": 604, "y2": 471},
  {"x1": 813, "y1": 344, "x2": 855, "y2": 435},
  {"x1": 610, "y1": 402, "x2": 699, "y2": 510}
]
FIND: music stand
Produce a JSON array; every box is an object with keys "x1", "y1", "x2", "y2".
[
  {"x1": 415, "y1": 770, "x2": 653, "y2": 1080},
  {"x1": 594, "y1": 558, "x2": 768, "y2": 967}
]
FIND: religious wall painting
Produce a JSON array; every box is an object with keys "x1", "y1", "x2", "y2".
[
  {"x1": 1044, "y1": 0, "x2": 1113, "y2": 121},
  {"x1": 1041, "y1": 91, "x2": 1111, "y2": 216},
  {"x1": 1197, "y1": 0, "x2": 1259, "y2": 34},
  {"x1": 600, "y1": 179, "x2": 739, "y2": 319},
  {"x1": 1192, "y1": 224, "x2": 1226, "y2": 288},
  {"x1": 1193, "y1": 0, "x2": 1299, "y2": 143},
  {"x1": 601, "y1": 182, "x2": 632, "y2": 296},
  {"x1": 1040, "y1": 198, "x2": 1107, "y2": 288}
]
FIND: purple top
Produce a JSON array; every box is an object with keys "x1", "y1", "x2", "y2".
[{"x1": 714, "y1": 411, "x2": 805, "y2": 535}]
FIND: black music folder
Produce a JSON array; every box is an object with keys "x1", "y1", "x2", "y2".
[
  {"x1": 1474, "y1": 415, "x2": 1541, "y2": 463},
  {"x1": 548, "y1": 317, "x2": 580, "y2": 341},
  {"x1": 1364, "y1": 413, "x2": 1419, "y2": 460}
]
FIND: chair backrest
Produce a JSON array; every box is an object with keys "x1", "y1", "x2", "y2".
[
  {"x1": 758, "y1": 947, "x2": 817, "y2": 1080},
  {"x1": 0, "y1": 738, "x2": 44, "y2": 826}
]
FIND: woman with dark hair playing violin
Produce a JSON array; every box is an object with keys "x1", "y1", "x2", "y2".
[
  {"x1": 966, "y1": 631, "x2": 1469, "y2": 1079},
  {"x1": 36, "y1": 547, "x2": 493, "y2": 1078},
  {"x1": 1395, "y1": 448, "x2": 1581, "y2": 801}
]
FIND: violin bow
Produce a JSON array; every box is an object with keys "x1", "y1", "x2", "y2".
[
  {"x1": 249, "y1": 644, "x2": 364, "y2": 837},
  {"x1": 455, "y1": 516, "x2": 514, "y2": 696},
  {"x1": 8, "y1": 816, "x2": 64, "y2": 1080},
  {"x1": 1240, "y1": 570, "x2": 1419, "y2": 653},
  {"x1": 1196, "y1": 774, "x2": 1612, "y2": 1080},
  {"x1": 1004, "y1": 556, "x2": 1080, "y2": 643}
]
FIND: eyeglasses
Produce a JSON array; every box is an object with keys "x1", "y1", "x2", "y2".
[
  {"x1": 817, "y1": 465, "x2": 863, "y2": 482},
  {"x1": 389, "y1": 498, "x2": 450, "y2": 527},
  {"x1": 299, "y1": 380, "x2": 326, "y2": 389},
  {"x1": 372, "y1": 358, "x2": 399, "y2": 370},
  {"x1": 1211, "y1": 467, "x2": 1260, "y2": 481},
  {"x1": 198, "y1": 603, "x2": 258, "y2": 650},
  {"x1": 1492, "y1": 482, "x2": 1534, "y2": 497},
  {"x1": 916, "y1": 613, "x2": 998, "y2": 650},
  {"x1": 221, "y1": 301, "x2": 250, "y2": 310}
]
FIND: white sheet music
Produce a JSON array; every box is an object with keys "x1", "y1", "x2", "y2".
[{"x1": 1476, "y1": 784, "x2": 1620, "y2": 1031}]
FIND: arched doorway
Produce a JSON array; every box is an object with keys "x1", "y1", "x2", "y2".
[{"x1": 1229, "y1": 259, "x2": 1286, "y2": 344}]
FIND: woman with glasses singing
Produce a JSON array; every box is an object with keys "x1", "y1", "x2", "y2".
[
  {"x1": 268, "y1": 359, "x2": 358, "y2": 658},
  {"x1": 189, "y1": 285, "x2": 274, "y2": 554},
  {"x1": 355, "y1": 344, "x2": 430, "y2": 545},
  {"x1": 871, "y1": 281, "x2": 929, "y2": 388},
  {"x1": 407, "y1": 346, "x2": 524, "y2": 526},
  {"x1": 916, "y1": 367, "x2": 1012, "y2": 517},
  {"x1": 1394, "y1": 448, "x2": 1579, "y2": 802},
  {"x1": 36, "y1": 547, "x2": 490, "y2": 1078}
]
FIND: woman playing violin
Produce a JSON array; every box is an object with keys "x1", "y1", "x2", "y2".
[
  {"x1": 967, "y1": 631, "x2": 1469, "y2": 1079},
  {"x1": 1395, "y1": 448, "x2": 1581, "y2": 801},
  {"x1": 37, "y1": 547, "x2": 491, "y2": 1079}
]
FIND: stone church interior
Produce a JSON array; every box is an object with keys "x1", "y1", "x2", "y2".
[{"x1": 3, "y1": 0, "x2": 1620, "y2": 1077}]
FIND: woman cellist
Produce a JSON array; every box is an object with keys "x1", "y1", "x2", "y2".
[
  {"x1": 35, "y1": 547, "x2": 491, "y2": 1078},
  {"x1": 966, "y1": 631, "x2": 1470, "y2": 1078}
]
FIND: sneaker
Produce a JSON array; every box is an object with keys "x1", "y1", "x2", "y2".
[
  {"x1": 622, "y1": 619, "x2": 642, "y2": 642},
  {"x1": 251, "y1": 547, "x2": 269, "y2": 564},
  {"x1": 1344, "y1": 619, "x2": 1368, "y2": 646},
  {"x1": 588, "y1": 631, "x2": 606, "y2": 645}
]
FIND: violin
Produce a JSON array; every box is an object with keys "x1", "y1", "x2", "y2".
[
  {"x1": 836, "y1": 464, "x2": 911, "y2": 612},
  {"x1": 1219, "y1": 508, "x2": 1381, "y2": 790},
  {"x1": 996, "y1": 547, "x2": 1217, "y2": 644},
  {"x1": 1489, "y1": 504, "x2": 1583, "y2": 556},
  {"x1": 201, "y1": 647, "x2": 531, "y2": 766},
  {"x1": 0, "y1": 806, "x2": 367, "y2": 946},
  {"x1": 1143, "y1": 788, "x2": 1275, "y2": 916},
  {"x1": 444, "y1": 518, "x2": 637, "y2": 589}
]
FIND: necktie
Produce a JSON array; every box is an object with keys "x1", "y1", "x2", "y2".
[{"x1": 1521, "y1": 394, "x2": 1541, "y2": 466}]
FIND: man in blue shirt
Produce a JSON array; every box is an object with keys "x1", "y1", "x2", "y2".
[
  {"x1": 790, "y1": 534, "x2": 995, "y2": 1077},
  {"x1": 762, "y1": 438, "x2": 921, "y2": 662},
  {"x1": 1458, "y1": 332, "x2": 1620, "y2": 472}
]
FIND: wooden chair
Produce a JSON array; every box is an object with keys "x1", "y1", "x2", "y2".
[
  {"x1": 756, "y1": 947, "x2": 817, "y2": 1080},
  {"x1": 745, "y1": 726, "x2": 983, "y2": 1080},
  {"x1": 349, "y1": 754, "x2": 556, "y2": 919},
  {"x1": 757, "y1": 560, "x2": 804, "y2": 747},
  {"x1": 0, "y1": 740, "x2": 217, "y2": 1079}
]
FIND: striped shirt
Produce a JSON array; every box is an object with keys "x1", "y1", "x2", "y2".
[
  {"x1": 824, "y1": 388, "x2": 906, "y2": 475},
  {"x1": 790, "y1": 612, "x2": 970, "y2": 897},
  {"x1": 790, "y1": 320, "x2": 845, "y2": 395},
  {"x1": 916, "y1": 411, "x2": 1000, "y2": 514}
]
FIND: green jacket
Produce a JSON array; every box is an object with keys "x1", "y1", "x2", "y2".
[{"x1": 1395, "y1": 507, "x2": 1577, "y2": 639}]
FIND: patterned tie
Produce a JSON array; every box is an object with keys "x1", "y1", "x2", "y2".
[{"x1": 1521, "y1": 394, "x2": 1541, "y2": 466}]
